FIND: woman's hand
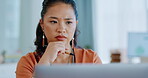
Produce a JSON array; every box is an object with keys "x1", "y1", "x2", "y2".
[
  {"x1": 45, "y1": 41, "x2": 66, "y2": 62},
  {"x1": 38, "y1": 41, "x2": 69, "y2": 64}
]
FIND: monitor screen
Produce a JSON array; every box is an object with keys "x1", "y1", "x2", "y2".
[{"x1": 128, "y1": 32, "x2": 148, "y2": 57}]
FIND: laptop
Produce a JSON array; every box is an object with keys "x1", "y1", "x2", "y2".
[{"x1": 34, "y1": 63, "x2": 148, "y2": 78}]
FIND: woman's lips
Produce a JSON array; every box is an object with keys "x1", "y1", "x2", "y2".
[{"x1": 55, "y1": 36, "x2": 67, "y2": 41}]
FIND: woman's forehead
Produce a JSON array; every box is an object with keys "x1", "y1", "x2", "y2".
[
  {"x1": 47, "y1": 16, "x2": 75, "y2": 20},
  {"x1": 44, "y1": 3, "x2": 75, "y2": 18}
]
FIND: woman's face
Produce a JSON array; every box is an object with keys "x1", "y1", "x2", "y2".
[{"x1": 40, "y1": 2, "x2": 78, "y2": 45}]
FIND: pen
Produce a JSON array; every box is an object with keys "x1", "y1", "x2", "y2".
[{"x1": 65, "y1": 52, "x2": 74, "y2": 56}]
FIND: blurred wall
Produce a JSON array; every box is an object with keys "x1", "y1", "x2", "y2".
[
  {"x1": 1, "y1": 0, "x2": 148, "y2": 64},
  {"x1": 92, "y1": 0, "x2": 148, "y2": 63},
  {"x1": 19, "y1": 0, "x2": 42, "y2": 54},
  {"x1": 75, "y1": 0, "x2": 94, "y2": 49}
]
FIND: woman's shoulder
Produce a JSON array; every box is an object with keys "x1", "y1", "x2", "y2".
[
  {"x1": 23, "y1": 52, "x2": 36, "y2": 58},
  {"x1": 18, "y1": 52, "x2": 37, "y2": 66},
  {"x1": 74, "y1": 47, "x2": 102, "y2": 64},
  {"x1": 74, "y1": 47, "x2": 97, "y2": 55},
  {"x1": 20, "y1": 52, "x2": 36, "y2": 60},
  {"x1": 74, "y1": 47, "x2": 98, "y2": 59}
]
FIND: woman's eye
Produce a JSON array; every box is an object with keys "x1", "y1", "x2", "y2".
[
  {"x1": 50, "y1": 21, "x2": 57, "y2": 24},
  {"x1": 66, "y1": 21, "x2": 72, "y2": 24}
]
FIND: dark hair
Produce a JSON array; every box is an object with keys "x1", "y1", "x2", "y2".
[{"x1": 34, "y1": 0, "x2": 79, "y2": 60}]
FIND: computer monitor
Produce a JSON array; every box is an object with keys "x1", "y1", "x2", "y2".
[
  {"x1": 34, "y1": 64, "x2": 148, "y2": 78},
  {"x1": 128, "y1": 33, "x2": 148, "y2": 57}
]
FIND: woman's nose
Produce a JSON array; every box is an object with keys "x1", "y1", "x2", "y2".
[{"x1": 57, "y1": 23, "x2": 66, "y2": 33}]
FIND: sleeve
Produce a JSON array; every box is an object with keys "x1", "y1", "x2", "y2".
[
  {"x1": 93, "y1": 52, "x2": 102, "y2": 64},
  {"x1": 16, "y1": 56, "x2": 35, "y2": 78}
]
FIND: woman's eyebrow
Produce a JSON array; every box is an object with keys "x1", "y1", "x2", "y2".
[
  {"x1": 48, "y1": 16, "x2": 58, "y2": 19},
  {"x1": 48, "y1": 16, "x2": 74, "y2": 20},
  {"x1": 64, "y1": 18, "x2": 74, "y2": 20}
]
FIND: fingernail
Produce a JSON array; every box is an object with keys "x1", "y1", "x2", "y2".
[
  {"x1": 65, "y1": 48, "x2": 68, "y2": 50},
  {"x1": 58, "y1": 51, "x2": 61, "y2": 54}
]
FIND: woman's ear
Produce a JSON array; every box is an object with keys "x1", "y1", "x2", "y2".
[{"x1": 40, "y1": 19, "x2": 44, "y2": 30}]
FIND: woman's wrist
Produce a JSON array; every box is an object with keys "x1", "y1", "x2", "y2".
[
  {"x1": 38, "y1": 60, "x2": 52, "y2": 65},
  {"x1": 38, "y1": 56, "x2": 53, "y2": 65}
]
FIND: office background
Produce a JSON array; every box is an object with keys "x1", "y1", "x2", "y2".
[
  {"x1": 0, "y1": 0, "x2": 148, "y2": 77},
  {"x1": 1, "y1": 0, "x2": 148, "y2": 63}
]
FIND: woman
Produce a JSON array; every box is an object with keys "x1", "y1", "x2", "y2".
[{"x1": 16, "y1": 0, "x2": 102, "y2": 78}]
